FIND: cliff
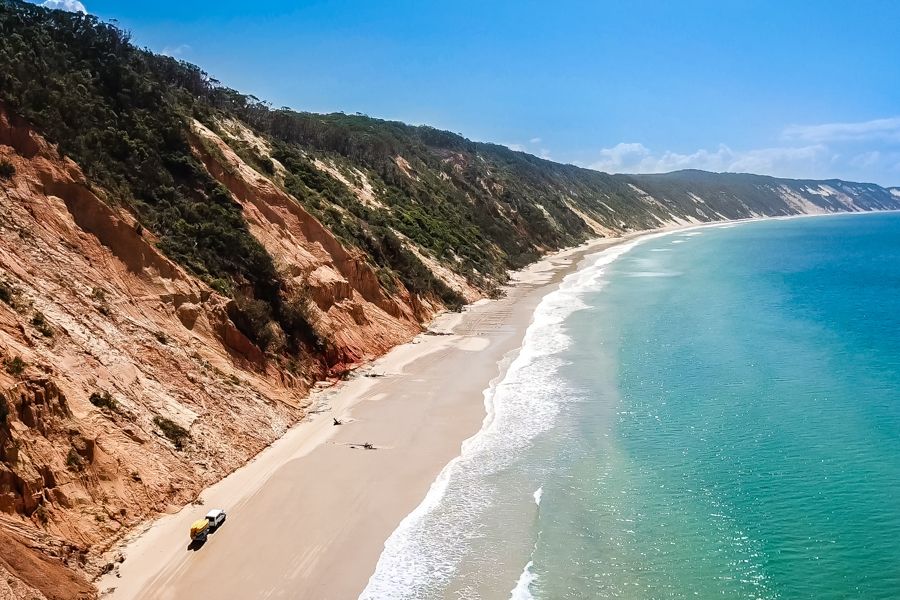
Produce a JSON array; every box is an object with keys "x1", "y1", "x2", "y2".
[
  {"x1": 0, "y1": 1, "x2": 899, "y2": 597},
  {"x1": 0, "y1": 100, "x2": 427, "y2": 598}
]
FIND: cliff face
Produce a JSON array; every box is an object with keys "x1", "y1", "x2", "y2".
[
  {"x1": 1, "y1": 3, "x2": 900, "y2": 598},
  {"x1": 0, "y1": 103, "x2": 430, "y2": 598},
  {"x1": 190, "y1": 120, "x2": 427, "y2": 367}
]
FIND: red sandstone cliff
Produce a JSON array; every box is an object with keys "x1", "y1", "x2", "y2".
[{"x1": 0, "y1": 107, "x2": 440, "y2": 598}]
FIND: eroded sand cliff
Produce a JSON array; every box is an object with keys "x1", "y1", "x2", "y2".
[{"x1": 0, "y1": 106, "x2": 442, "y2": 598}]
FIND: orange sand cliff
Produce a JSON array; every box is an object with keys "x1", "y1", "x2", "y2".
[{"x1": 0, "y1": 106, "x2": 453, "y2": 599}]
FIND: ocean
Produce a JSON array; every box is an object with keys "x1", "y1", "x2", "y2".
[{"x1": 361, "y1": 213, "x2": 900, "y2": 600}]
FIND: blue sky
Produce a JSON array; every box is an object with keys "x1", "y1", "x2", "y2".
[{"x1": 38, "y1": 0, "x2": 900, "y2": 186}]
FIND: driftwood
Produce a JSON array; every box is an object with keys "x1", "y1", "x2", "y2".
[{"x1": 347, "y1": 442, "x2": 376, "y2": 450}]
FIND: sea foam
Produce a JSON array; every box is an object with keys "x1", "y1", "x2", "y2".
[
  {"x1": 359, "y1": 236, "x2": 662, "y2": 599},
  {"x1": 509, "y1": 561, "x2": 538, "y2": 600}
]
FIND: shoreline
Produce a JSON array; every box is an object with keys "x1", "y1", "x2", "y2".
[
  {"x1": 98, "y1": 211, "x2": 877, "y2": 599},
  {"x1": 99, "y1": 230, "x2": 639, "y2": 599}
]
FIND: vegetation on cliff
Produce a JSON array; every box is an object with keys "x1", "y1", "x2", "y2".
[
  {"x1": 1, "y1": 0, "x2": 899, "y2": 355},
  {"x1": 0, "y1": 0, "x2": 305, "y2": 350},
  {"x1": 2, "y1": 3, "x2": 900, "y2": 599}
]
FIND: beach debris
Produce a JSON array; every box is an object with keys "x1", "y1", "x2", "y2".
[
  {"x1": 333, "y1": 417, "x2": 343, "y2": 426},
  {"x1": 348, "y1": 442, "x2": 377, "y2": 450}
]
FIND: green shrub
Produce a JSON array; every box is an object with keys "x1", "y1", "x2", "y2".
[
  {"x1": 0, "y1": 159, "x2": 14, "y2": 180},
  {"x1": 0, "y1": 280, "x2": 13, "y2": 305},
  {"x1": 4, "y1": 356, "x2": 26, "y2": 377},
  {"x1": 31, "y1": 311, "x2": 53, "y2": 338},
  {"x1": 0, "y1": 4, "x2": 283, "y2": 342},
  {"x1": 153, "y1": 416, "x2": 189, "y2": 449},
  {"x1": 278, "y1": 293, "x2": 324, "y2": 349},
  {"x1": 89, "y1": 390, "x2": 117, "y2": 411},
  {"x1": 229, "y1": 297, "x2": 275, "y2": 350}
]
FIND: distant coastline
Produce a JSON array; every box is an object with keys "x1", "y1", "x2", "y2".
[{"x1": 98, "y1": 210, "x2": 895, "y2": 599}]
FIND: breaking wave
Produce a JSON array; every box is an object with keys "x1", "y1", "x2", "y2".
[{"x1": 359, "y1": 235, "x2": 668, "y2": 599}]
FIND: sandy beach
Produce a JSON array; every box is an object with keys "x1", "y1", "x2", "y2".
[
  {"x1": 96, "y1": 232, "x2": 643, "y2": 600},
  {"x1": 94, "y1": 215, "x2": 849, "y2": 600}
]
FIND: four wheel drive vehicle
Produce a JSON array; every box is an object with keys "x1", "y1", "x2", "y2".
[
  {"x1": 206, "y1": 509, "x2": 226, "y2": 529},
  {"x1": 189, "y1": 509, "x2": 227, "y2": 542}
]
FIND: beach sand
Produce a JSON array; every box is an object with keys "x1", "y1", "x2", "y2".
[{"x1": 97, "y1": 232, "x2": 654, "y2": 600}]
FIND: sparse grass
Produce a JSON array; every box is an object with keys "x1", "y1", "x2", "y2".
[
  {"x1": 34, "y1": 505, "x2": 48, "y2": 524},
  {"x1": 4, "y1": 356, "x2": 26, "y2": 377},
  {"x1": 89, "y1": 390, "x2": 118, "y2": 411},
  {"x1": 284, "y1": 357, "x2": 306, "y2": 377},
  {"x1": 31, "y1": 311, "x2": 53, "y2": 338},
  {"x1": 153, "y1": 415, "x2": 190, "y2": 449},
  {"x1": 0, "y1": 159, "x2": 14, "y2": 180}
]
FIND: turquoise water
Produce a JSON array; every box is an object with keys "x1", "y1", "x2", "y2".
[{"x1": 363, "y1": 213, "x2": 900, "y2": 599}]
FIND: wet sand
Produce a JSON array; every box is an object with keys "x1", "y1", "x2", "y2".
[{"x1": 98, "y1": 235, "x2": 640, "y2": 600}]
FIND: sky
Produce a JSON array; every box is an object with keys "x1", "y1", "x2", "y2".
[{"x1": 35, "y1": 0, "x2": 900, "y2": 186}]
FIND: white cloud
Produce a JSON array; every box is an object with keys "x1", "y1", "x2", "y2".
[
  {"x1": 588, "y1": 142, "x2": 826, "y2": 177},
  {"x1": 41, "y1": 0, "x2": 86, "y2": 13},
  {"x1": 783, "y1": 117, "x2": 900, "y2": 143},
  {"x1": 588, "y1": 142, "x2": 652, "y2": 172},
  {"x1": 587, "y1": 117, "x2": 900, "y2": 185},
  {"x1": 161, "y1": 44, "x2": 192, "y2": 58},
  {"x1": 503, "y1": 138, "x2": 544, "y2": 152},
  {"x1": 850, "y1": 151, "x2": 881, "y2": 169}
]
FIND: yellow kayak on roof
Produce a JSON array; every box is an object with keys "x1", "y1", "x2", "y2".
[{"x1": 190, "y1": 519, "x2": 210, "y2": 540}]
